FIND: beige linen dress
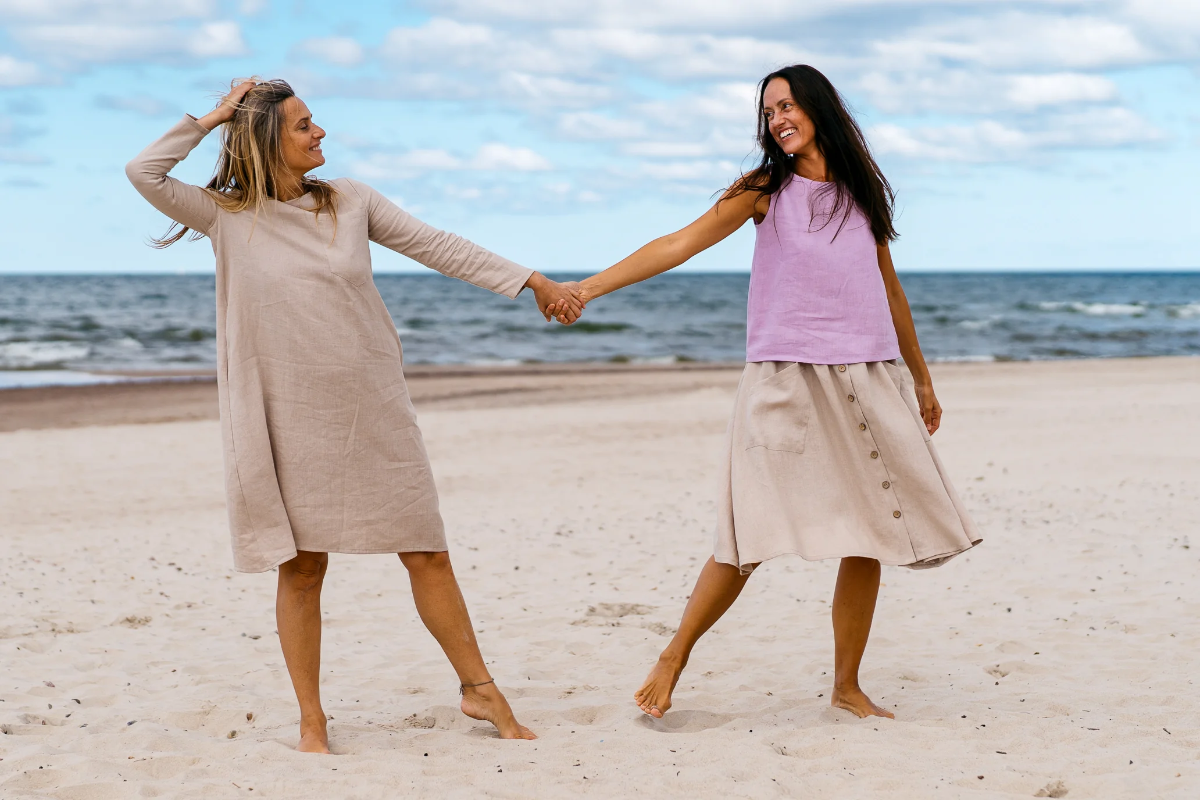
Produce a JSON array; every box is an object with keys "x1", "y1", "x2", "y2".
[
  {"x1": 714, "y1": 360, "x2": 981, "y2": 573},
  {"x1": 127, "y1": 116, "x2": 534, "y2": 573}
]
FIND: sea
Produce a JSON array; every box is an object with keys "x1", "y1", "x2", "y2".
[{"x1": 1, "y1": 272, "x2": 1198, "y2": 388}]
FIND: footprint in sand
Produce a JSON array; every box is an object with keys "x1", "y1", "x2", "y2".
[{"x1": 638, "y1": 709, "x2": 735, "y2": 733}]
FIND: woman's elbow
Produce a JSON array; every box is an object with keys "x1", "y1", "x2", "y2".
[
  {"x1": 659, "y1": 235, "x2": 695, "y2": 267},
  {"x1": 125, "y1": 159, "x2": 147, "y2": 187}
]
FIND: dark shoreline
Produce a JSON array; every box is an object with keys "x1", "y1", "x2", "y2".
[
  {"x1": 4, "y1": 356, "x2": 1198, "y2": 433},
  {"x1": 0, "y1": 362, "x2": 743, "y2": 432}
]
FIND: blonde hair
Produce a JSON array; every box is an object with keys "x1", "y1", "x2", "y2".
[{"x1": 155, "y1": 78, "x2": 338, "y2": 247}]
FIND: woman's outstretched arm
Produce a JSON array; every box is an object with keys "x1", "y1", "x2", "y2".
[
  {"x1": 877, "y1": 243, "x2": 941, "y2": 435},
  {"x1": 347, "y1": 179, "x2": 582, "y2": 321},
  {"x1": 574, "y1": 189, "x2": 762, "y2": 303}
]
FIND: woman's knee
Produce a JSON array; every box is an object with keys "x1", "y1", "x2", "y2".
[
  {"x1": 398, "y1": 550, "x2": 452, "y2": 573},
  {"x1": 280, "y1": 552, "x2": 329, "y2": 591}
]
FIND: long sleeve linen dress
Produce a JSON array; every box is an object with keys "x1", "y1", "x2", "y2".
[{"x1": 127, "y1": 116, "x2": 534, "y2": 573}]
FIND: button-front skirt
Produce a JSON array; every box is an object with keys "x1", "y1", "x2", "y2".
[{"x1": 714, "y1": 361, "x2": 981, "y2": 573}]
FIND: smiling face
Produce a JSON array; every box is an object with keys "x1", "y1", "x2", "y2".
[
  {"x1": 762, "y1": 77, "x2": 817, "y2": 158},
  {"x1": 279, "y1": 96, "x2": 326, "y2": 176}
]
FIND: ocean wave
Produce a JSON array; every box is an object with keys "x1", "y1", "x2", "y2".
[
  {"x1": 958, "y1": 316, "x2": 1002, "y2": 330},
  {"x1": 1034, "y1": 301, "x2": 1147, "y2": 316},
  {"x1": 1167, "y1": 303, "x2": 1200, "y2": 319},
  {"x1": 0, "y1": 341, "x2": 91, "y2": 369}
]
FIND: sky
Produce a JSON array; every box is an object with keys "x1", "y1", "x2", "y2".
[{"x1": 0, "y1": 0, "x2": 1197, "y2": 275}]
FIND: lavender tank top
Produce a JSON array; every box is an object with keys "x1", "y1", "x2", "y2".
[{"x1": 746, "y1": 175, "x2": 900, "y2": 365}]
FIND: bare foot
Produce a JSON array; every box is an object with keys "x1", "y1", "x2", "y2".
[
  {"x1": 296, "y1": 717, "x2": 331, "y2": 754},
  {"x1": 634, "y1": 653, "x2": 685, "y2": 718},
  {"x1": 460, "y1": 683, "x2": 537, "y2": 740},
  {"x1": 831, "y1": 686, "x2": 895, "y2": 719}
]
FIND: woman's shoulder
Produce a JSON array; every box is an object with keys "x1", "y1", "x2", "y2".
[
  {"x1": 324, "y1": 177, "x2": 377, "y2": 210},
  {"x1": 328, "y1": 176, "x2": 364, "y2": 196}
]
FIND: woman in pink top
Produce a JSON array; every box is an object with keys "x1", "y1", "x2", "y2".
[{"x1": 556, "y1": 65, "x2": 980, "y2": 720}]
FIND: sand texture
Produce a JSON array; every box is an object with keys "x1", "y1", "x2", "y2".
[{"x1": 1, "y1": 358, "x2": 1198, "y2": 798}]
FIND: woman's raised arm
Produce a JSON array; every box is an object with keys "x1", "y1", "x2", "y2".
[
  {"x1": 576, "y1": 188, "x2": 762, "y2": 302},
  {"x1": 125, "y1": 81, "x2": 256, "y2": 236}
]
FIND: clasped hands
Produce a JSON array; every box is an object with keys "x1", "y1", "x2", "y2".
[{"x1": 524, "y1": 273, "x2": 588, "y2": 325}]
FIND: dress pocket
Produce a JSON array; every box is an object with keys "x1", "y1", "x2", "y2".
[
  {"x1": 742, "y1": 363, "x2": 811, "y2": 454},
  {"x1": 882, "y1": 359, "x2": 906, "y2": 391}
]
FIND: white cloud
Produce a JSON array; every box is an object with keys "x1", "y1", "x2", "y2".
[
  {"x1": 869, "y1": 106, "x2": 1162, "y2": 162},
  {"x1": 0, "y1": 0, "x2": 215, "y2": 21},
  {"x1": 556, "y1": 28, "x2": 807, "y2": 80},
  {"x1": 496, "y1": 73, "x2": 615, "y2": 108},
  {"x1": 354, "y1": 3, "x2": 1190, "y2": 178},
  {"x1": 632, "y1": 158, "x2": 739, "y2": 181},
  {"x1": 1005, "y1": 73, "x2": 1119, "y2": 110},
  {"x1": 1121, "y1": 0, "x2": 1200, "y2": 55},
  {"x1": 636, "y1": 83, "x2": 758, "y2": 126},
  {"x1": 558, "y1": 112, "x2": 646, "y2": 140},
  {"x1": 860, "y1": 70, "x2": 1120, "y2": 114},
  {"x1": 870, "y1": 12, "x2": 1153, "y2": 71},
  {"x1": 297, "y1": 36, "x2": 365, "y2": 68},
  {"x1": 188, "y1": 21, "x2": 245, "y2": 58},
  {"x1": 13, "y1": 21, "x2": 247, "y2": 64},
  {"x1": 351, "y1": 143, "x2": 554, "y2": 180},
  {"x1": 472, "y1": 143, "x2": 552, "y2": 171},
  {"x1": 95, "y1": 93, "x2": 177, "y2": 117},
  {"x1": 381, "y1": 18, "x2": 568, "y2": 73},
  {"x1": 0, "y1": 54, "x2": 45, "y2": 86}
]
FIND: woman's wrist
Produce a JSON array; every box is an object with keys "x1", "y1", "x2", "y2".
[
  {"x1": 195, "y1": 108, "x2": 231, "y2": 132},
  {"x1": 523, "y1": 271, "x2": 548, "y2": 291},
  {"x1": 578, "y1": 276, "x2": 604, "y2": 303}
]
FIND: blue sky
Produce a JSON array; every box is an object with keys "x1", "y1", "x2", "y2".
[{"x1": 0, "y1": 0, "x2": 1197, "y2": 274}]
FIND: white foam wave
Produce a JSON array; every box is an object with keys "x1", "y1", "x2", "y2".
[
  {"x1": 1167, "y1": 303, "x2": 1200, "y2": 319},
  {"x1": 958, "y1": 316, "x2": 1002, "y2": 330},
  {"x1": 1037, "y1": 301, "x2": 1146, "y2": 316},
  {"x1": 0, "y1": 341, "x2": 91, "y2": 368}
]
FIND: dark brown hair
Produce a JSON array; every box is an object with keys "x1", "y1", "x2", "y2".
[{"x1": 727, "y1": 64, "x2": 897, "y2": 244}]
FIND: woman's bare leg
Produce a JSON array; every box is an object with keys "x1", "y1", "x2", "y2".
[
  {"x1": 831, "y1": 556, "x2": 894, "y2": 718},
  {"x1": 398, "y1": 551, "x2": 536, "y2": 740},
  {"x1": 276, "y1": 551, "x2": 331, "y2": 753},
  {"x1": 634, "y1": 556, "x2": 751, "y2": 718}
]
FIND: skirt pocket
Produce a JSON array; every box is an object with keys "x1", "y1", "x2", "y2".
[{"x1": 742, "y1": 362, "x2": 812, "y2": 454}]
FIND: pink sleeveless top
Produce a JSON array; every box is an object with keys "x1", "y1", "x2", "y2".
[{"x1": 746, "y1": 175, "x2": 900, "y2": 365}]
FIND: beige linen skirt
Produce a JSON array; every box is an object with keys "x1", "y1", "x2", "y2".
[{"x1": 714, "y1": 361, "x2": 981, "y2": 573}]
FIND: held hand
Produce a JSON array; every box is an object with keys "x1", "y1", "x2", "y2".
[
  {"x1": 914, "y1": 381, "x2": 942, "y2": 436},
  {"x1": 197, "y1": 78, "x2": 258, "y2": 131},
  {"x1": 525, "y1": 273, "x2": 585, "y2": 324},
  {"x1": 545, "y1": 281, "x2": 589, "y2": 325}
]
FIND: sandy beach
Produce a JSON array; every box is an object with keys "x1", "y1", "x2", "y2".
[{"x1": 1, "y1": 357, "x2": 1198, "y2": 798}]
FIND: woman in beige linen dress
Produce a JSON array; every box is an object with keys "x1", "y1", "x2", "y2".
[
  {"x1": 127, "y1": 79, "x2": 581, "y2": 750},
  {"x1": 552, "y1": 65, "x2": 980, "y2": 721}
]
